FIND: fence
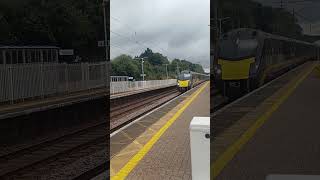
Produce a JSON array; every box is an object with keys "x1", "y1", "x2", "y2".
[
  {"x1": 110, "y1": 79, "x2": 176, "y2": 94},
  {"x1": 0, "y1": 62, "x2": 108, "y2": 104},
  {"x1": 111, "y1": 76, "x2": 129, "y2": 82}
]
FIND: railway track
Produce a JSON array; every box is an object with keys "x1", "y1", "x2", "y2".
[
  {"x1": 0, "y1": 86, "x2": 183, "y2": 179},
  {"x1": 110, "y1": 88, "x2": 180, "y2": 132},
  {"x1": 0, "y1": 122, "x2": 107, "y2": 179},
  {"x1": 0, "y1": 81, "x2": 211, "y2": 179}
]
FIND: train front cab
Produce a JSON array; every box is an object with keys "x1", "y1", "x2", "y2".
[
  {"x1": 215, "y1": 58, "x2": 258, "y2": 96},
  {"x1": 177, "y1": 79, "x2": 190, "y2": 92},
  {"x1": 214, "y1": 33, "x2": 260, "y2": 97},
  {"x1": 177, "y1": 72, "x2": 192, "y2": 92}
]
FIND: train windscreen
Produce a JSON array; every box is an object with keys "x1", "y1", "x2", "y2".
[
  {"x1": 178, "y1": 73, "x2": 191, "y2": 80},
  {"x1": 218, "y1": 39, "x2": 258, "y2": 60}
]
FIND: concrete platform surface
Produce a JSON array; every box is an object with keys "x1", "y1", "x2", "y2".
[
  {"x1": 0, "y1": 88, "x2": 107, "y2": 120},
  {"x1": 216, "y1": 63, "x2": 320, "y2": 179},
  {"x1": 110, "y1": 82, "x2": 209, "y2": 180},
  {"x1": 110, "y1": 85, "x2": 175, "y2": 99},
  {"x1": 126, "y1": 82, "x2": 209, "y2": 180}
]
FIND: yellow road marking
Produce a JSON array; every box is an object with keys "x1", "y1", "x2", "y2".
[
  {"x1": 111, "y1": 82, "x2": 209, "y2": 180},
  {"x1": 212, "y1": 63, "x2": 316, "y2": 179}
]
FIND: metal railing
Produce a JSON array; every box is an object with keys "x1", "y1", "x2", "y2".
[
  {"x1": 111, "y1": 76, "x2": 129, "y2": 82},
  {"x1": 0, "y1": 62, "x2": 108, "y2": 104},
  {"x1": 110, "y1": 79, "x2": 176, "y2": 94}
]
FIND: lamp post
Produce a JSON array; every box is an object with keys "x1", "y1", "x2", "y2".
[
  {"x1": 141, "y1": 58, "x2": 145, "y2": 81},
  {"x1": 134, "y1": 57, "x2": 147, "y2": 81},
  {"x1": 103, "y1": 0, "x2": 109, "y2": 62},
  {"x1": 164, "y1": 64, "x2": 169, "y2": 79}
]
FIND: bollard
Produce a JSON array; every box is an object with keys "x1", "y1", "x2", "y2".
[{"x1": 190, "y1": 117, "x2": 210, "y2": 180}]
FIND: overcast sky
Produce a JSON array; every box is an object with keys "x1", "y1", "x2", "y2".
[
  {"x1": 110, "y1": 0, "x2": 210, "y2": 72},
  {"x1": 254, "y1": 0, "x2": 320, "y2": 35}
]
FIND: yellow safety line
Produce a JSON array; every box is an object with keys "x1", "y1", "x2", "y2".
[
  {"x1": 212, "y1": 63, "x2": 316, "y2": 179},
  {"x1": 111, "y1": 82, "x2": 209, "y2": 180}
]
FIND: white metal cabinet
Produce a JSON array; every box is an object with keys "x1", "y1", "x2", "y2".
[{"x1": 190, "y1": 117, "x2": 210, "y2": 180}]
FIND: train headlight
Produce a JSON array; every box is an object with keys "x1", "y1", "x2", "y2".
[
  {"x1": 177, "y1": 82, "x2": 180, "y2": 86},
  {"x1": 214, "y1": 66, "x2": 221, "y2": 75},
  {"x1": 249, "y1": 62, "x2": 259, "y2": 76}
]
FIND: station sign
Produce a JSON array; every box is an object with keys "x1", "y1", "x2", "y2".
[{"x1": 59, "y1": 49, "x2": 74, "y2": 56}]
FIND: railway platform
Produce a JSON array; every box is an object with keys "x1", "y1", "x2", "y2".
[
  {"x1": 213, "y1": 61, "x2": 320, "y2": 180},
  {"x1": 0, "y1": 88, "x2": 107, "y2": 120},
  {"x1": 110, "y1": 79, "x2": 177, "y2": 99},
  {"x1": 110, "y1": 83, "x2": 176, "y2": 99},
  {"x1": 110, "y1": 81, "x2": 210, "y2": 180}
]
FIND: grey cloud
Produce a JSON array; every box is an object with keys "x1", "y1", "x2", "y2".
[{"x1": 110, "y1": 0, "x2": 210, "y2": 69}]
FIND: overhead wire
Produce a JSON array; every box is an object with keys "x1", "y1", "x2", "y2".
[
  {"x1": 110, "y1": 16, "x2": 206, "y2": 65},
  {"x1": 110, "y1": 16, "x2": 169, "y2": 55}
]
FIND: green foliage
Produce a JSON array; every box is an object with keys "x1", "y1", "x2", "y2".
[
  {"x1": 112, "y1": 49, "x2": 205, "y2": 80},
  {"x1": 220, "y1": 0, "x2": 304, "y2": 39},
  {"x1": 111, "y1": 55, "x2": 140, "y2": 78},
  {"x1": 0, "y1": 0, "x2": 105, "y2": 61},
  {"x1": 139, "y1": 48, "x2": 169, "y2": 65}
]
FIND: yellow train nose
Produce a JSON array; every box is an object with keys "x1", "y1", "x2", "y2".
[
  {"x1": 178, "y1": 80, "x2": 189, "y2": 87},
  {"x1": 218, "y1": 58, "x2": 255, "y2": 80}
]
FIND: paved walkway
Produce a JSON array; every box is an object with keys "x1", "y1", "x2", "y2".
[
  {"x1": 217, "y1": 63, "x2": 320, "y2": 179},
  {"x1": 126, "y1": 83, "x2": 210, "y2": 179}
]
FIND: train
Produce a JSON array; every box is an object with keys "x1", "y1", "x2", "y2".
[
  {"x1": 213, "y1": 28, "x2": 320, "y2": 97},
  {"x1": 177, "y1": 70, "x2": 209, "y2": 92}
]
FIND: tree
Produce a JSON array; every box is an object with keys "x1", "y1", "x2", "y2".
[
  {"x1": 139, "y1": 48, "x2": 153, "y2": 58},
  {"x1": 220, "y1": 0, "x2": 304, "y2": 39},
  {"x1": 0, "y1": 0, "x2": 105, "y2": 62},
  {"x1": 111, "y1": 55, "x2": 140, "y2": 78},
  {"x1": 112, "y1": 50, "x2": 205, "y2": 80}
]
